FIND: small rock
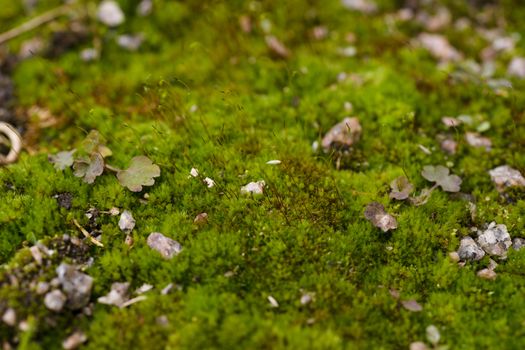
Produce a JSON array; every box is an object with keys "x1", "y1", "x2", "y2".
[
  {"x1": 265, "y1": 36, "x2": 290, "y2": 59},
  {"x1": 241, "y1": 180, "x2": 265, "y2": 195},
  {"x1": 410, "y1": 341, "x2": 429, "y2": 350},
  {"x1": 477, "y1": 268, "x2": 497, "y2": 280},
  {"x1": 19, "y1": 38, "x2": 44, "y2": 59},
  {"x1": 203, "y1": 177, "x2": 215, "y2": 188},
  {"x1": 338, "y1": 46, "x2": 357, "y2": 57},
  {"x1": 513, "y1": 238, "x2": 525, "y2": 250},
  {"x1": 35, "y1": 281, "x2": 50, "y2": 295},
  {"x1": 300, "y1": 293, "x2": 313, "y2": 305},
  {"x1": 423, "y1": 7, "x2": 451, "y2": 31},
  {"x1": 189, "y1": 167, "x2": 199, "y2": 177},
  {"x1": 97, "y1": 0, "x2": 125, "y2": 27},
  {"x1": 156, "y1": 315, "x2": 169, "y2": 327},
  {"x1": 125, "y1": 234, "x2": 134, "y2": 247},
  {"x1": 508, "y1": 57, "x2": 525, "y2": 78},
  {"x1": 147, "y1": 232, "x2": 182, "y2": 259},
  {"x1": 62, "y1": 331, "x2": 87, "y2": 350},
  {"x1": 118, "y1": 210, "x2": 136, "y2": 233},
  {"x1": 29, "y1": 245, "x2": 43, "y2": 265},
  {"x1": 401, "y1": 299, "x2": 423, "y2": 312},
  {"x1": 312, "y1": 26, "x2": 328, "y2": 40},
  {"x1": 161, "y1": 283, "x2": 174, "y2": 295},
  {"x1": 239, "y1": 15, "x2": 252, "y2": 33},
  {"x1": 136, "y1": 0, "x2": 153, "y2": 16},
  {"x1": 476, "y1": 222, "x2": 512, "y2": 257},
  {"x1": 416, "y1": 33, "x2": 462, "y2": 62},
  {"x1": 98, "y1": 282, "x2": 130, "y2": 307},
  {"x1": 267, "y1": 295, "x2": 279, "y2": 308},
  {"x1": 448, "y1": 251, "x2": 460, "y2": 262},
  {"x1": 44, "y1": 290, "x2": 67, "y2": 312},
  {"x1": 117, "y1": 34, "x2": 143, "y2": 51},
  {"x1": 80, "y1": 48, "x2": 99, "y2": 62},
  {"x1": 56, "y1": 263, "x2": 93, "y2": 310},
  {"x1": 2, "y1": 308, "x2": 16, "y2": 326},
  {"x1": 18, "y1": 320, "x2": 30, "y2": 331},
  {"x1": 55, "y1": 192, "x2": 73, "y2": 210},
  {"x1": 108, "y1": 207, "x2": 120, "y2": 216},
  {"x1": 440, "y1": 138, "x2": 457, "y2": 155},
  {"x1": 465, "y1": 132, "x2": 491, "y2": 150},
  {"x1": 341, "y1": 0, "x2": 377, "y2": 13},
  {"x1": 364, "y1": 202, "x2": 398, "y2": 232},
  {"x1": 457, "y1": 236, "x2": 485, "y2": 261},
  {"x1": 488, "y1": 165, "x2": 525, "y2": 192},
  {"x1": 426, "y1": 325, "x2": 440, "y2": 345},
  {"x1": 266, "y1": 159, "x2": 281, "y2": 165},
  {"x1": 441, "y1": 117, "x2": 461, "y2": 127},
  {"x1": 193, "y1": 212, "x2": 208, "y2": 225},
  {"x1": 321, "y1": 117, "x2": 362, "y2": 151}
]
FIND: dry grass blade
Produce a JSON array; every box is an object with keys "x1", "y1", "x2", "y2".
[{"x1": 72, "y1": 219, "x2": 104, "y2": 247}]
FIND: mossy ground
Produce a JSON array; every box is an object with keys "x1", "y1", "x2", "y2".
[{"x1": 1, "y1": 0, "x2": 525, "y2": 349}]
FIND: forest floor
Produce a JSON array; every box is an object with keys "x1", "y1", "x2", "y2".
[{"x1": 1, "y1": 0, "x2": 525, "y2": 349}]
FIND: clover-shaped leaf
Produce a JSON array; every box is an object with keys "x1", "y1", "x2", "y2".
[
  {"x1": 409, "y1": 187, "x2": 434, "y2": 206},
  {"x1": 389, "y1": 176, "x2": 414, "y2": 200},
  {"x1": 73, "y1": 153, "x2": 105, "y2": 184},
  {"x1": 364, "y1": 202, "x2": 398, "y2": 232},
  {"x1": 48, "y1": 149, "x2": 76, "y2": 170},
  {"x1": 82, "y1": 130, "x2": 112, "y2": 158},
  {"x1": 421, "y1": 165, "x2": 462, "y2": 192},
  {"x1": 117, "y1": 156, "x2": 160, "y2": 192}
]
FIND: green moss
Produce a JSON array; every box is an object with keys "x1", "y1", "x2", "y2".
[{"x1": 1, "y1": 0, "x2": 525, "y2": 348}]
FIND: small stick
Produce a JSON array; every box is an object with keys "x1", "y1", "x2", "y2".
[
  {"x1": 0, "y1": 3, "x2": 75, "y2": 45},
  {"x1": 72, "y1": 218, "x2": 104, "y2": 247},
  {"x1": 121, "y1": 296, "x2": 147, "y2": 308}
]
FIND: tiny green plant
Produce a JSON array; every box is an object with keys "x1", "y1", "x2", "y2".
[{"x1": 49, "y1": 130, "x2": 161, "y2": 191}]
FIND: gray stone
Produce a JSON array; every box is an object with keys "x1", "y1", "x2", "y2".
[
  {"x1": 117, "y1": 34, "x2": 143, "y2": 51},
  {"x1": 488, "y1": 165, "x2": 525, "y2": 192},
  {"x1": 457, "y1": 237, "x2": 485, "y2": 261},
  {"x1": 98, "y1": 282, "x2": 130, "y2": 307},
  {"x1": 241, "y1": 181, "x2": 265, "y2": 195},
  {"x1": 44, "y1": 289, "x2": 67, "y2": 312},
  {"x1": 476, "y1": 222, "x2": 512, "y2": 257},
  {"x1": 321, "y1": 117, "x2": 362, "y2": 152},
  {"x1": 56, "y1": 263, "x2": 93, "y2": 310},
  {"x1": 508, "y1": 57, "x2": 525, "y2": 78},
  {"x1": 97, "y1": 0, "x2": 125, "y2": 27},
  {"x1": 513, "y1": 238, "x2": 525, "y2": 251},
  {"x1": 2, "y1": 308, "x2": 16, "y2": 326},
  {"x1": 62, "y1": 331, "x2": 87, "y2": 350},
  {"x1": 118, "y1": 210, "x2": 136, "y2": 232},
  {"x1": 147, "y1": 233, "x2": 182, "y2": 259}
]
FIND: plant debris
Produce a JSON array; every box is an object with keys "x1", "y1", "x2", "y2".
[
  {"x1": 364, "y1": 202, "x2": 398, "y2": 232},
  {"x1": 147, "y1": 232, "x2": 182, "y2": 259},
  {"x1": 389, "y1": 176, "x2": 414, "y2": 200},
  {"x1": 321, "y1": 117, "x2": 362, "y2": 152},
  {"x1": 48, "y1": 150, "x2": 75, "y2": 170},
  {"x1": 241, "y1": 180, "x2": 266, "y2": 195},
  {"x1": 421, "y1": 165, "x2": 462, "y2": 192},
  {"x1": 117, "y1": 156, "x2": 161, "y2": 192},
  {"x1": 73, "y1": 153, "x2": 105, "y2": 184}
]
